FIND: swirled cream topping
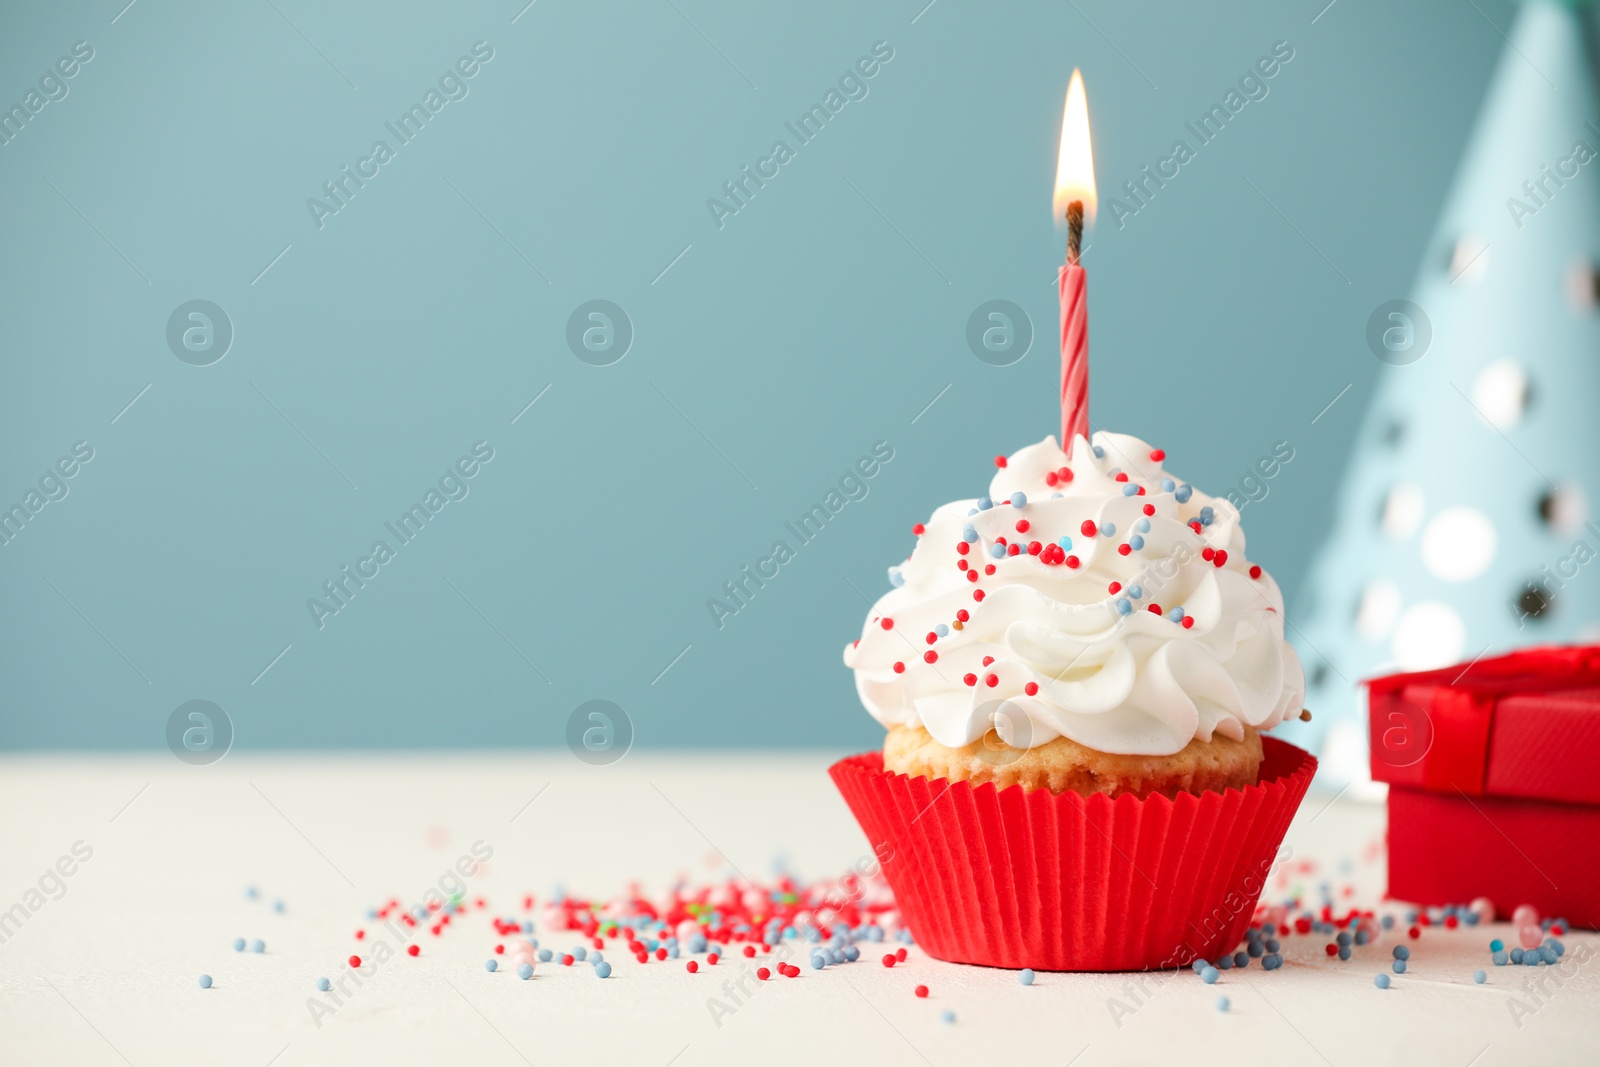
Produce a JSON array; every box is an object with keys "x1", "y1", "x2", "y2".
[{"x1": 843, "y1": 432, "x2": 1304, "y2": 756}]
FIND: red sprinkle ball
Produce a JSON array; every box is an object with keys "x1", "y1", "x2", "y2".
[
  {"x1": 915, "y1": 985, "x2": 929, "y2": 998},
  {"x1": 994, "y1": 455, "x2": 1007, "y2": 468}
]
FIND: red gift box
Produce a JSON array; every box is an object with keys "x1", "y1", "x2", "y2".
[{"x1": 1367, "y1": 644, "x2": 1600, "y2": 928}]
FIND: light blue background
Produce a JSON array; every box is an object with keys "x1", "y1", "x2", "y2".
[{"x1": 0, "y1": 0, "x2": 1509, "y2": 750}]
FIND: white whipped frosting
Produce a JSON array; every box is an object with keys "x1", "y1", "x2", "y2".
[{"x1": 843, "y1": 432, "x2": 1304, "y2": 756}]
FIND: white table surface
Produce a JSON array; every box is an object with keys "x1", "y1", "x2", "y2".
[{"x1": 1, "y1": 753, "x2": 1594, "y2": 1067}]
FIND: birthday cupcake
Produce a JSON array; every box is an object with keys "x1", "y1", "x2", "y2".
[{"x1": 830, "y1": 431, "x2": 1317, "y2": 971}]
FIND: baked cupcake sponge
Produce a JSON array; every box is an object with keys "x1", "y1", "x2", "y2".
[{"x1": 883, "y1": 723, "x2": 1263, "y2": 800}]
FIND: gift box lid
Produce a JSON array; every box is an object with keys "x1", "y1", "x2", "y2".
[{"x1": 1366, "y1": 644, "x2": 1600, "y2": 806}]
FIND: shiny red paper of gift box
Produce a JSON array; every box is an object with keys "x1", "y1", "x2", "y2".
[{"x1": 1367, "y1": 644, "x2": 1600, "y2": 928}]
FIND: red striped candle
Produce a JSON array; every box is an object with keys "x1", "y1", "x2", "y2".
[
  {"x1": 1053, "y1": 70, "x2": 1096, "y2": 458},
  {"x1": 1059, "y1": 253, "x2": 1088, "y2": 451}
]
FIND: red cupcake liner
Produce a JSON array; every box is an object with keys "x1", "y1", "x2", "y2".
[{"x1": 830, "y1": 735, "x2": 1316, "y2": 971}]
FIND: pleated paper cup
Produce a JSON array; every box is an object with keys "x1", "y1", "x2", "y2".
[{"x1": 830, "y1": 736, "x2": 1316, "y2": 971}]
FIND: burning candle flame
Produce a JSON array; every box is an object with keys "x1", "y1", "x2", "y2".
[{"x1": 1053, "y1": 69, "x2": 1097, "y2": 225}]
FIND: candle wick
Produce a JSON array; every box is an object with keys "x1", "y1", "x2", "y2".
[{"x1": 1065, "y1": 201, "x2": 1084, "y2": 266}]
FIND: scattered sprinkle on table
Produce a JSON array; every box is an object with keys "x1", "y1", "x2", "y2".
[{"x1": 198, "y1": 974, "x2": 212, "y2": 989}]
